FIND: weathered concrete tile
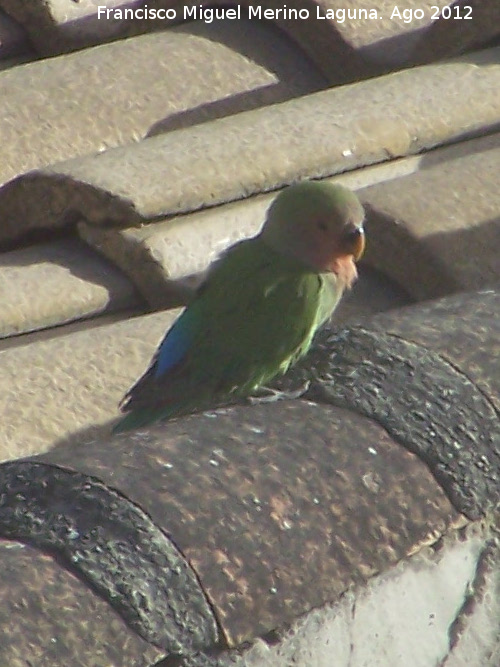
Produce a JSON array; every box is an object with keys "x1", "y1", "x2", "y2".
[
  {"x1": 414, "y1": 0, "x2": 500, "y2": 65},
  {"x1": 0, "y1": 0, "x2": 153, "y2": 55},
  {"x1": 147, "y1": 19, "x2": 326, "y2": 135},
  {"x1": 0, "y1": 21, "x2": 324, "y2": 187},
  {"x1": 77, "y1": 200, "x2": 264, "y2": 309},
  {"x1": 0, "y1": 462, "x2": 218, "y2": 655},
  {"x1": 360, "y1": 135, "x2": 500, "y2": 299},
  {"x1": 2, "y1": 284, "x2": 498, "y2": 516},
  {"x1": 0, "y1": 540, "x2": 163, "y2": 667},
  {"x1": 0, "y1": 8, "x2": 30, "y2": 59},
  {"x1": 338, "y1": 533, "x2": 489, "y2": 667},
  {"x1": 1, "y1": 47, "x2": 499, "y2": 246},
  {"x1": 276, "y1": 289, "x2": 500, "y2": 519},
  {"x1": 0, "y1": 291, "x2": 496, "y2": 658},
  {"x1": 0, "y1": 53, "x2": 35, "y2": 71},
  {"x1": 0, "y1": 238, "x2": 140, "y2": 339},
  {"x1": 0, "y1": 308, "x2": 177, "y2": 461},
  {"x1": 443, "y1": 540, "x2": 500, "y2": 667},
  {"x1": 178, "y1": 1, "x2": 451, "y2": 82},
  {"x1": 278, "y1": 0, "x2": 450, "y2": 77},
  {"x1": 338, "y1": 265, "x2": 411, "y2": 321},
  {"x1": 4, "y1": 400, "x2": 460, "y2": 650},
  {"x1": 0, "y1": 0, "x2": 461, "y2": 80},
  {"x1": 0, "y1": 310, "x2": 138, "y2": 353},
  {"x1": 213, "y1": 529, "x2": 494, "y2": 667},
  {"x1": 367, "y1": 289, "x2": 500, "y2": 413}
]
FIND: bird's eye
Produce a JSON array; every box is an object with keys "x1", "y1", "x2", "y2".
[
  {"x1": 316, "y1": 221, "x2": 328, "y2": 232},
  {"x1": 343, "y1": 227, "x2": 365, "y2": 260},
  {"x1": 344, "y1": 228, "x2": 363, "y2": 242}
]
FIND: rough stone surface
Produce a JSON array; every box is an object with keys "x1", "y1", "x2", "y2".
[
  {"x1": 281, "y1": 327, "x2": 499, "y2": 519},
  {"x1": 147, "y1": 20, "x2": 326, "y2": 134},
  {"x1": 0, "y1": 7, "x2": 30, "y2": 58},
  {"x1": 191, "y1": 529, "x2": 495, "y2": 667},
  {"x1": 444, "y1": 538, "x2": 500, "y2": 667},
  {"x1": 0, "y1": 308, "x2": 177, "y2": 461},
  {"x1": 414, "y1": 0, "x2": 500, "y2": 64},
  {"x1": 162, "y1": 0, "x2": 453, "y2": 84},
  {"x1": 360, "y1": 137, "x2": 500, "y2": 299},
  {"x1": 0, "y1": 0, "x2": 168, "y2": 54},
  {"x1": 1, "y1": 48, "x2": 499, "y2": 245},
  {"x1": 0, "y1": 310, "x2": 138, "y2": 352},
  {"x1": 0, "y1": 238, "x2": 140, "y2": 338},
  {"x1": 281, "y1": 0, "x2": 450, "y2": 75},
  {"x1": 368, "y1": 289, "x2": 500, "y2": 412},
  {"x1": 35, "y1": 400, "x2": 460, "y2": 648},
  {"x1": 0, "y1": 539, "x2": 163, "y2": 667},
  {"x1": 0, "y1": 20, "x2": 324, "y2": 188},
  {"x1": 77, "y1": 204, "x2": 257, "y2": 309},
  {"x1": 0, "y1": 0, "x2": 462, "y2": 78},
  {"x1": 0, "y1": 52, "x2": 34, "y2": 71},
  {"x1": 274, "y1": 289, "x2": 500, "y2": 519},
  {"x1": 0, "y1": 461, "x2": 218, "y2": 653}
]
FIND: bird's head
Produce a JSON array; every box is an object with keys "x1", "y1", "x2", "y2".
[{"x1": 261, "y1": 181, "x2": 365, "y2": 286}]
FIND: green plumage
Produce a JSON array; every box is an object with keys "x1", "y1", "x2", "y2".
[
  {"x1": 115, "y1": 239, "x2": 342, "y2": 432},
  {"x1": 114, "y1": 181, "x2": 365, "y2": 432}
]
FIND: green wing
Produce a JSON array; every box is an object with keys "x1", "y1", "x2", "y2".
[{"x1": 120, "y1": 237, "x2": 342, "y2": 417}]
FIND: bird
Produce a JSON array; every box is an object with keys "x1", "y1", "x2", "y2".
[{"x1": 113, "y1": 181, "x2": 365, "y2": 432}]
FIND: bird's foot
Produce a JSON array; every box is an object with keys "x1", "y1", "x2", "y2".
[{"x1": 247, "y1": 381, "x2": 311, "y2": 405}]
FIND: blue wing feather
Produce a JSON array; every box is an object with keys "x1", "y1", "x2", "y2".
[{"x1": 154, "y1": 309, "x2": 195, "y2": 378}]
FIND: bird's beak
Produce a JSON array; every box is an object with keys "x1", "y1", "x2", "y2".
[
  {"x1": 343, "y1": 226, "x2": 365, "y2": 261},
  {"x1": 353, "y1": 228, "x2": 365, "y2": 261}
]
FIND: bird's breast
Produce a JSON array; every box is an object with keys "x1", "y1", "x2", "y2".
[{"x1": 328, "y1": 255, "x2": 358, "y2": 289}]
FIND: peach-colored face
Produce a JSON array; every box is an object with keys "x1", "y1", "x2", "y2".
[
  {"x1": 291, "y1": 214, "x2": 365, "y2": 275},
  {"x1": 261, "y1": 182, "x2": 366, "y2": 281}
]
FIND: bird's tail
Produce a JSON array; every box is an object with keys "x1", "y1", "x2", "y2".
[
  {"x1": 112, "y1": 396, "x2": 227, "y2": 434},
  {"x1": 112, "y1": 406, "x2": 175, "y2": 434}
]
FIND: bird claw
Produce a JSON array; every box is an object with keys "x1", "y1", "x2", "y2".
[{"x1": 247, "y1": 380, "x2": 311, "y2": 405}]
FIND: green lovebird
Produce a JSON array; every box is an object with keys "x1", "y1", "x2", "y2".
[{"x1": 114, "y1": 181, "x2": 365, "y2": 432}]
